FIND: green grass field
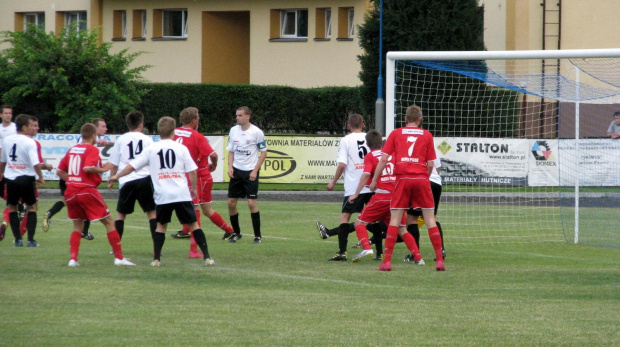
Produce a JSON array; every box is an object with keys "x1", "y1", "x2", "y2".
[{"x1": 1, "y1": 199, "x2": 618, "y2": 346}]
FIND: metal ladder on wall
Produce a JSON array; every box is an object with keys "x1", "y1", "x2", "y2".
[{"x1": 540, "y1": 0, "x2": 562, "y2": 138}]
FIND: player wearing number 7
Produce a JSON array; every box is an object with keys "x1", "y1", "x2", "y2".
[
  {"x1": 109, "y1": 117, "x2": 215, "y2": 267},
  {"x1": 370, "y1": 105, "x2": 445, "y2": 271}
]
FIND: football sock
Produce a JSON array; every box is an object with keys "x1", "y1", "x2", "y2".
[
  {"x1": 189, "y1": 231, "x2": 198, "y2": 253},
  {"x1": 195, "y1": 209, "x2": 202, "y2": 226},
  {"x1": 230, "y1": 213, "x2": 241, "y2": 234},
  {"x1": 83, "y1": 220, "x2": 91, "y2": 235},
  {"x1": 209, "y1": 212, "x2": 233, "y2": 233},
  {"x1": 182, "y1": 224, "x2": 191, "y2": 235},
  {"x1": 251, "y1": 211, "x2": 261, "y2": 238},
  {"x1": 401, "y1": 231, "x2": 421, "y2": 257},
  {"x1": 337, "y1": 223, "x2": 352, "y2": 253},
  {"x1": 192, "y1": 228, "x2": 210, "y2": 259},
  {"x1": 428, "y1": 226, "x2": 443, "y2": 261},
  {"x1": 436, "y1": 221, "x2": 445, "y2": 250},
  {"x1": 26, "y1": 211, "x2": 36, "y2": 241},
  {"x1": 69, "y1": 231, "x2": 82, "y2": 261},
  {"x1": 115, "y1": 220, "x2": 125, "y2": 239},
  {"x1": 106, "y1": 230, "x2": 123, "y2": 259},
  {"x1": 355, "y1": 224, "x2": 372, "y2": 250},
  {"x1": 3, "y1": 207, "x2": 9, "y2": 223},
  {"x1": 383, "y1": 225, "x2": 399, "y2": 263},
  {"x1": 48, "y1": 201, "x2": 65, "y2": 218},
  {"x1": 9, "y1": 211, "x2": 20, "y2": 240},
  {"x1": 407, "y1": 224, "x2": 421, "y2": 252},
  {"x1": 20, "y1": 213, "x2": 28, "y2": 237},
  {"x1": 149, "y1": 219, "x2": 157, "y2": 240},
  {"x1": 152, "y1": 232, "x2": 165, "y2": 260}
]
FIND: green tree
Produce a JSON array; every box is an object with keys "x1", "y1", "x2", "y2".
[
  {"x1": 0, "y1": 24, "x2": 149, "y2": 132},
  {"x1": 358, "y1": 0, "x2": 486, "y2": 132}
]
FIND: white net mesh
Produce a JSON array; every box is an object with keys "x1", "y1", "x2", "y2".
[{"x1": 388, "y1": 51, "x2": 620, "y2": 248}]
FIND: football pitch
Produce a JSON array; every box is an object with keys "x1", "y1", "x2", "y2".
[{"x1": 1, "y1": 199, "x2": 618, "y2": 346}]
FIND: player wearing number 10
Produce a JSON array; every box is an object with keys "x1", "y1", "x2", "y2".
[
  {"x1": 110, "y1": 117, "x2": 214, "y2": 267},
  {"x1": 108, "y1": 111, "x2": 157, "y2": 245},
  {"x1": 57, "y1": 123, "x2": 134, "y2": 267}
]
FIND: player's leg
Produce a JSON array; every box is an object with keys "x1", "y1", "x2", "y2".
[
  {"x1": 43, "y1": 179, "x2": 67, "y2": 232},
  {"x1": 245, "y1": 170, "x2": 262, "y2": 244},
  {"x1": 377, "y1": 209, "x2": 403, "y2": 271},
  {"x1": 179, "y1": 201, "x2": 214, "y2": 266},
  {"x1": 68, "y1": 219, "x2": 85, "y2": 267},
  {"x1": 227, "y1": 169, "x2": 244, "y2": 241},
  {"x1": 397, "y1": 212, "x2": 423, "y2": 265},
  {"x1": 151, "y1": 204, "x2": 170, "y2": 266},
  {"x1": 422, "y1": 209, "x2": 444, "y2": 271},
  {"x1": 199, "y1": 176, "x2": 234, "y2": 237},
  {"x1": 188, "y1": 206, "x2": 202, "y2": 258}
]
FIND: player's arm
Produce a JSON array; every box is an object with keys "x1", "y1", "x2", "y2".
[
  {"x1": 188, "y1": 169, "x2": 198, "y2": 200},
  {"x1": 327, "y1": 162, "x2": 345, "y2": 191},
  {"x1": 107, "y1": 164, "x2": 120, "y2": 190},
  {"x1": 0, "y1": 161, "x2": 5, "y2": 181},
  {"x1": 208, "y1": 152, "x2": 218, "y2": 172},
  {"x1": 426, "y1": 160, "x2": 435, "y2": 176},
  {"x1": 370, "y1": 154, "x2": 389, "y2": 192},
  {"x1": 109, "y1": 164, "x2": 135, "y2": 182},
  {"x1": 349, "y1": 172, "x2": 371, "y2": 203},
  {"x1": 34, "y1": 163, "x2": 45, "y2": 185},
  {"x1": 227, "y1": 151, "x2": 235, "y2": 178},
  {"x1": 56, "y1": 169, "x2": 68, "y2": 181},
  {"x1": 250, "y1": 151, "x2": 267, "y2": 181}
]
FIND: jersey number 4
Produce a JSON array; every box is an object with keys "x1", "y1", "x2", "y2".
[
  {"x1": 8, "y1": 144, "x2": 17, "y2": 161},
  {"x1": 126, "y1": 140, "x2": 144, "y2": 159}
]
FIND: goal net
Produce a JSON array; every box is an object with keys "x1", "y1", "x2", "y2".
[{"x1": 386, "y1": 49, "x2": 620, "y2": 248}]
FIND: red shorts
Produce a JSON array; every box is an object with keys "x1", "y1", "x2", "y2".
[
  {"x1": 64, "y1": 186, "x2": 111, "y2": 221},
  {"x1": 191, "y1": 174, "x2": 213, "y2": 205},
  {"x1": 357, "y1": 192, "x2": 392, "y2": 225},
  {"x1": 391, "y1": 177, "x2": 435, "y2": 210}
]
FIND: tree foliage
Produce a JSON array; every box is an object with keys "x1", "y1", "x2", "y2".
[
  {"x1": 0, "y1": 24, "x2": 149, "y2": 132},
  {"x1": 357, "y1": 0, "x2": 486, "y2": 116}
]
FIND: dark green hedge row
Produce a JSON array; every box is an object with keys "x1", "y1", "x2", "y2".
[{"x1": 136, "y1": 83, "x2": 369, "y2": 135}]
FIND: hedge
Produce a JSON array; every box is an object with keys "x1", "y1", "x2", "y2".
[{"x1": 136, "y1": 83, "x2": 368, "y2": 135}]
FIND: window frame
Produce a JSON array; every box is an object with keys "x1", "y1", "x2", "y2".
[
  {"x1": 23, "y1": 12, "x2": 45, "y2": 31},
  {"x1": 112, "y1": 10, "x2": 127, "y2": 40},
  {"x1": 348, "y1": 8, "x2": 355, "y2": 38},
  {"x1": 279, "y1": 9, "x2": 308, "y2": 39},
  {"x1": 326, "y1": 9, "x2": 332, "y2": 39},
  {"x1": 162, "y1": 9, "x2": 188, "y2": 38},
  {"x1": 65, "y1": 11, "x2": 87, "y2": 33}
]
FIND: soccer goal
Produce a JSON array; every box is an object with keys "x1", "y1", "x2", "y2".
[{"x1": 386, "y1": 49, "x2": 620, "y2": 248}]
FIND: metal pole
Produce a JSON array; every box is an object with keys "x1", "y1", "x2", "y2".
[{"x1": 374, "y1": 0, "x2": 385, "y2": 134}]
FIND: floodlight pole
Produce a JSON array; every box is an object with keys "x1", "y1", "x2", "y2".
[{"x1": 374, "y1": 0, "x2": 385, "y2": 134}]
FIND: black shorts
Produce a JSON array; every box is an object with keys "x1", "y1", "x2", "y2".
[
  {"x1": 342, "y1": 192, "x2": 373, "y2": 214},
  {"x1": 6, "y1": 176, "x2": 37, "y2": 206},
  {"x1": 408, "y1": 181, "x2": 442, "y2": 216},
  {"x1": 228, "y1": 167, "x2": 259, "y2": 199},
  {"x1": 117, "y1": 176, "x2": 156, "y2": 215},
  {"x1": 156, "y1": 201, "x2": 196, "y2": 225},
  {"x1": 59, "y1": 179, "x2": 67, "y2": 196}
]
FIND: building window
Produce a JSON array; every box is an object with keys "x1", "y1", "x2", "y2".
[
  {"x1": 23, "y1": 12, "x2": 45, "y2": 31},
  {"x1": 315, "y1": 8, "x2": 331, "y2": 40},
  {"x1": 348, "y1": 9, "x2": 355, "y2": 38},
  {"x1": 280, "y1": 9, "x2": 307, "y2": 38},
  {"x1": 163, "y1": 9, "x2": 188, "y2": 38},
  {"x1": 132, "y1": 10, "x2": 146, "y2": 39},
  {"x1": 65, "y1": 11, "x2": 87, "y2": 33},
  {"x1": 112, "y1": 10, "x2": 126, "y2": 40}
]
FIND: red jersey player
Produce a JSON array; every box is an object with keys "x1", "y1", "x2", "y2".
[
  {"x1": 370, "y1": 105, "x2": 445, "y2": 271},
  {"x1": 348, "y1": 130, "x2": 422, "y2": 264},
  {"x1": 57, "y1": 123, "x2": 134, "y2": 267},
  {"x1": 172, "y1": 107, "x2": 234, "y2": 258}
]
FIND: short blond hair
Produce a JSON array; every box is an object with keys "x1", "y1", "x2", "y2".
[
  {"x1": 405, "y1": 105, "x2": 422, "y2": 123},
  {"x1": 158, "y1": 116, "x2": 176, "y2": 138}
]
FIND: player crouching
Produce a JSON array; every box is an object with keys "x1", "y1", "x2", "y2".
[{"x1": 57, "y1": 123, "x2": 135, "y2": 267}]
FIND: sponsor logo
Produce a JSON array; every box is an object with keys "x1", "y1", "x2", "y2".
[
  {"x1": 437, "y1": 140, "x2": 452, "y2": 155},
  {"x1": 531, "y1": 141, "x2": 557, "y2": 166},
  {"x1": 261, "y1": 150, "x2": 296, "y2": 179}
]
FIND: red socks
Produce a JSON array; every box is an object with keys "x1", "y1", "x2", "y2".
[
  {"x1": 106, "y1": 230, "x2": 124, "y2": 259},
  {"x1": 355, "y1": 224, "x2": 372, "y2": 250},
  {"x1": 382, "y1": 225, "x2": 399, "y2": 263},
  {"x1": 69, "y1": 231, "x2": 82, "y2": 261},
  {"x1": 428, "y1": 226, "x2": 444, "y2": 261},
  {"x1": 209, "y1": 212, "x2": 233, "y2": 234},
  {"x1": 401, "y1": 231, "x2": 420, "y2": 257}
]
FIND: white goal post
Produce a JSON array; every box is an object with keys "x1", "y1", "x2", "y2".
[{"x1": 385, "y1": 49, "x2": 620, "y2": 248}]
